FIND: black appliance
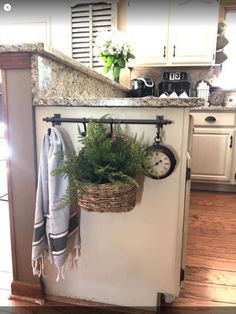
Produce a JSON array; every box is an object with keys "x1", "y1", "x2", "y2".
[
  {"x1": 130, "y1": 78, "x2": 155, "y2": 97},
  {"x1": 159, "y1": 72, "x2": 191, "y2": 96}
]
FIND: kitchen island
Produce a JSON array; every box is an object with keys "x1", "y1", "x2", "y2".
[{"x1": 0, "y1": 43, "x2": 203, "y2": 307}]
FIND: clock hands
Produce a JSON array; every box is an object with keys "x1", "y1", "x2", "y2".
[{"x1": 151, "y1": 159, "x2": 163, "y2": 168}]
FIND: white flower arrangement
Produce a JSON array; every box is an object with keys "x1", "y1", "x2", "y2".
[{"x1": 95, "y1": 28, "x2": 135, "y2": 82}]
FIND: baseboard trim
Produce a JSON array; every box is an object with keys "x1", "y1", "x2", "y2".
[
  {"x1": 46, "y1": 294, "x2": 160, "y2": 312},
  {"x1": 10, "y1": 294, "x2": 44, "y2": 305},
  {"x1": 191, "y1": 182, "x2": 236, "y2": 192},
  {"x1": 11, "y1": 280, "x2": 45, "y2": 303}
]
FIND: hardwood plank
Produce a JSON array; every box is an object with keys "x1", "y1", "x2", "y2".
[
  {"x1": 180, "y1": 280, "x2": 236, "y2": 303},
  {"x1": 166, "y1": 296, "x2": 236, "y2": 307},
  {"x1": 185, "y1": 266, "x2": 236, "y2": 286},
  {"x1": 166, "y1": 191, "x2": 236, "y2": 308},
  {"x1": 188, "y1": 212, "x2": 236, "y2": 236},
  {"x1": 187, "y1": 234, "x2": 236, "y2": 248},
  {"x1": 189, "y1": 204, "x2": 236, "y2": 217},
  {"x1": 190, "y1": 191, "x2": 236, "y2": 209},
  {"x1": 187, "y1": 235, "x2": 236, "y2": 260},
  {"x1": 187, "y1": 254, "x2": 236, "y2": 272}
]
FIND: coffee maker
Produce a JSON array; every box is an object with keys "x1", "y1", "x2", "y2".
[{"x1": 130, "y1": 78, "x2": 155, "y2": 97}]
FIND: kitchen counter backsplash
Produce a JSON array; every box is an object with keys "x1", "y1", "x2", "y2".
[{"x1": 131, "y1": 67, "x2": 214, "y2": 97}]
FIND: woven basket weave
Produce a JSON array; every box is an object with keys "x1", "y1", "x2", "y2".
[{"x1": 78, "y1": 183, "x2": 137, "y2": 212}]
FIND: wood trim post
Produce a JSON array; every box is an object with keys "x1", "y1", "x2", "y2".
[
  {"x1": 0, "y1": 53, "x2": 44, "y2": 302},
  {"x1": 1, "y1": 69, "x2": 18, "y2": 281}
]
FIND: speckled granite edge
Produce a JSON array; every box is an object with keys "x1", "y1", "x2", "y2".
[
  {"x1": 33, "y1": 96, "x2": 204, "y2": 108},
  {"x1": 191, "y1": 105, "x2": 236, "y2": 112},
  {"x1": 31, "y1": 54, "x2": 126, "y2": 104},
  {"x1": 0, "y1": 43, "x2": 128, "y2": 93}
]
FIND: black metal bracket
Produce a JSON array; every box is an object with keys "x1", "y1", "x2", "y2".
[{"x1": 153, "y1": 115, "x2": 172, "y2": 144}]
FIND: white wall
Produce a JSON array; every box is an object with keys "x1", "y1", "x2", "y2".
[
  {"x1": 35, "y1": 106, "x2": 189, "y2": 307},
  {"x1": 0, "y1": 0, "x2": 79, "y2": 56}
]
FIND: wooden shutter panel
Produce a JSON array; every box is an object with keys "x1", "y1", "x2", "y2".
[{"x1": 72, "y1": 1, "x2": 117, "y2": 70}]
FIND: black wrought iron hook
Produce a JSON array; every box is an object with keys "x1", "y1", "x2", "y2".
[
  {"x1": 108, "y1": 118, "x2": 113, "y2": 138},
  {"x1": 80, "y1": 118, "x2": 87, "y2": 137},
  {"x1": 153, "y1": 115, "x2": 172, "y2": 145}
]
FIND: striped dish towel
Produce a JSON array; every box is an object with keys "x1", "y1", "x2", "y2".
[{"x1": 32, "y1": 127, "x2": 80, "y2": 281}]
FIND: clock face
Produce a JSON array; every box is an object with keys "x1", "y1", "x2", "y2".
[{"x1": 145, "y1": 145, "x2": 176, "y2": 179}]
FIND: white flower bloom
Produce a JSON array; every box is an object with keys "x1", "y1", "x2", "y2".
[{"x1": 95, "y1": 28, "x2": 133, "y2": 58}]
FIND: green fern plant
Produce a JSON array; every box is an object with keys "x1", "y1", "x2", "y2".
[{"x1": 52, "y1": 118, "x2": 150, "y2": 207}]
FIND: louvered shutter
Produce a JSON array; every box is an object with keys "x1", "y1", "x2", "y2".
[{"x1": 71, "y1": 1, "x2": 117, "y2": 70}]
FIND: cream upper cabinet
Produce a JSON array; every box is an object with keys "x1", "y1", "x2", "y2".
[
  {"x1": 126, "y1": 0, "x2": 219, "y2": 67},
  {"x1": 126, "y1": 0, "x2": 169, "y2": 65},
  {"x1": 168, "y1": 0, "x2": 219, "y2": 65}
]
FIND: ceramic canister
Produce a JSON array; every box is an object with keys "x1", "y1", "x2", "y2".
[{"x1": 224, "y1": 91, "x2": 236, "y2": 107}]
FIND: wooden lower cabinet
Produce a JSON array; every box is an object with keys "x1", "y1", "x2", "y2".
[
  {"x1": 192, "y1": 127, "x2": 234, "y2": 182},
  {"x1": 191, "y1": 112, "x2": 236, "y2": 184}
]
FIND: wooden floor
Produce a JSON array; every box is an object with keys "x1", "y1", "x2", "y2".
[{"x1": 166, "y1": 190, "x2": 236, "y2": 308}]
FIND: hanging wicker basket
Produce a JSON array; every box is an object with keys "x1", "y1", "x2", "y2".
[{"x1": 78, "y1": 183, "x2": 138, "y2": 212}]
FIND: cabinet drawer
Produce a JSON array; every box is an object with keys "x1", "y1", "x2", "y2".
[{"x1": 192, "y1": 112, "x2": 236, "y2": 127}]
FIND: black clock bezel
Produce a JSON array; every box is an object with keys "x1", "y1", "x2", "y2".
[{"x1": 145, "y1": 144, "x2": 177, "y2": 180}]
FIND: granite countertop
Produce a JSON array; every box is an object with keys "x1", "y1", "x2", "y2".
[
  {"x1": 0, "y1": 43, "x2": 206, "y2": 108},
  {"x1": 191, "y1": 105, "x2": 236, "y2": 112},
  {"x1": 0, "y1": 43, "x2": 128, "y2": 93},
  {"x1": 35, "y1": 96, "x2": 204, "y2": 107}
]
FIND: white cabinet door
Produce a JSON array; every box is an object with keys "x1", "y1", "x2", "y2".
[
  {"x1": 0, "y1": 21, "x2": 50, "y2": 45},
  {"x1": 168, "y1": 0, "x2": 219, "y2": 65},
  {"x1": 191, "y1": 128, "x2": 234, "y2": 182},
  {"x1": 126, "y1": 0, "x2": 219, "y2": 66},
  {"x1": 126, "y1": 0, "x2": 169, "y2": 66}
]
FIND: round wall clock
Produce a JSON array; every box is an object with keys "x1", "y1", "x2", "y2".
[{"x1": 145, "y1": 144, "x2": 176, "y2": 179}]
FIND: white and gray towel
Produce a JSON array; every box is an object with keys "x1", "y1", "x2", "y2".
[{"x1": 32, "y1": 127, "x2": 80, "y2": 281}]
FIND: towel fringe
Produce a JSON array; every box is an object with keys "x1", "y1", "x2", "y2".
[
  {"x1": 32, "y1": 246, "x2": 80, "y2": 281},
  {"x1": 61, "y1": 265, "x2": 65, "y2": 280},
  {"x1": 41, "y1": 254, "x2": 46, "y2": 278},
  {"x1": 56, "y1": 266, "x2": 61, "y2": 282},
  {"x1": 32, "y1": 259, "x2": 39, "y2": 276},
  {"x1": 32, "y1": 252, "x2": 46, "y2": 278}
]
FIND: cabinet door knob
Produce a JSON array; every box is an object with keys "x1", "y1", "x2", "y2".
[{"x1": 205, "y1": 116, "x2": 216, "y2": 123}]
